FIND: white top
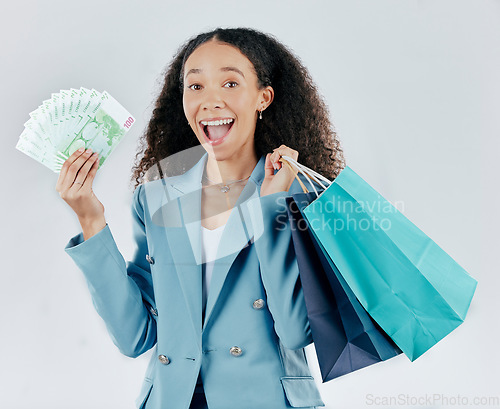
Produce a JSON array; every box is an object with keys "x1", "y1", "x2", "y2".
[{"x1": 201, "y1": 224, "x2": 226, "y2": 319}]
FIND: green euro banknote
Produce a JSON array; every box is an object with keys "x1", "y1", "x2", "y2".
[{"x1": 16, "y1": 88, "x2": 135, "y2": 172}]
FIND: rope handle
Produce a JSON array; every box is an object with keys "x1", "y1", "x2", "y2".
[{"x1": 279, "y1": 155, "x2": 333, "y2": 197}]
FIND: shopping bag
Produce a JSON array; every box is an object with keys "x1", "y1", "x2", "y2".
[
  {"x1": 280, "y1": 156, "x2": 477, "y2": 361},
  {"x1": 286, "y1": 192, "x2": 401, "y2": 382}
]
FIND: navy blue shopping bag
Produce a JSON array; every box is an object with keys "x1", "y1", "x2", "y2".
[{"x1": 286, "y1": 192, "x2": 401, "y2": 382}]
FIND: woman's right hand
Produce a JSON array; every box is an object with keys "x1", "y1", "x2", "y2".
[{"x1": 56, "y1": 147, "x2": 106, "y2": 239}]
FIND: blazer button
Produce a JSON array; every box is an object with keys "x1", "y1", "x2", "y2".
[
  {"x1": 229, "y1": 346, "x2": 243, "y2": 357},
  {"x1": 252, "y1": 299, "x2": 265, "y2": 309},
  {"x1": 146, "y1": 254, "x2": 155, "y2": 265},
  {"x1": 158, "y1": 354, "x2": 170, "y2": 365},
  {"x1": 150, "y1": 306, "x2": 158, "y2": 316}
]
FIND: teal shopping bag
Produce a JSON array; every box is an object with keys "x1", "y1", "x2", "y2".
[{"x1": 301, "y1": 166, "x2": 477, "y2": 361}]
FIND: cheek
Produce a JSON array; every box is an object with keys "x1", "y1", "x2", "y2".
[
  {"x1": 230, "y1": 94, "x2": 257, "y2": 121},
  {"x1": 182, "y1": 95, "x2": 196, "y2": 122}
]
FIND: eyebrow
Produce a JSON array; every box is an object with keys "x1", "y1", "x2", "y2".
[{"x1": 185, "y1": 66, "x2": 245, "y2": 79}]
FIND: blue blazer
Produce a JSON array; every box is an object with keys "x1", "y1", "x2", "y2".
[{"x1": 65, "y1": 151, "x2": 325, "y2": 409}]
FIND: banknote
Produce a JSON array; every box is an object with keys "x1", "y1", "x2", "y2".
[{"x1": 16, "y1": 88, "x2": 135, "y2": 172}]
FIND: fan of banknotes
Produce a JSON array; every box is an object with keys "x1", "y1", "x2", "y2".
[{"x1": 16, "y1": 88, "x2": 135, "y2": 173}]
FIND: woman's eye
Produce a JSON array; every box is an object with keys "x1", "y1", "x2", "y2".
[
  {"x1": 224, "y1": 81, "x2": 238, "y2": 88},
  {"x1": 188, "y1": 84, "x2": 202, "y2": 91}
]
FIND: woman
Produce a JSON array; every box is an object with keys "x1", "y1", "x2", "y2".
[{"x1": 57, "y1": 28, "x2": 345, "y2": 409}]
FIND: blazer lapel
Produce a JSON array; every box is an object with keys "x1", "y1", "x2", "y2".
[
  {"x1": 202, "y1": 170, "x2": 262, "y2": 331},
  {"x1": 150, "y1": 152, "x2": 266, "y2": 336}
]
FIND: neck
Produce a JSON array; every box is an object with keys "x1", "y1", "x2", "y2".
[{"x1": 204, "y1": 150, "x2": 259, "y2": 184}]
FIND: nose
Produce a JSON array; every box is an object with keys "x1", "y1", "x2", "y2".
[{"x1": 202, "y1": 86, "x2": 225, "y2": 111}]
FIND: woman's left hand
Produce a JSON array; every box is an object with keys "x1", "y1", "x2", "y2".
[{"x1": 260, "y1": 145, "x2": 299, "y2": 197}]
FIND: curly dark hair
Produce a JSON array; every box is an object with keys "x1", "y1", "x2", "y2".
[{"x1": 131, "y1": 27, "x2": 345, "y2": 189}]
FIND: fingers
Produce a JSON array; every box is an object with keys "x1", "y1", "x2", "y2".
[
  {"x1": 56, "y1": 148, "x2": 99, "y2": 196},
  {"x1": 77, "y1": 152, "x2": 99, "y2": 190},
  {"x1": 264, "y1": 153, "x2": 275, "y2": 179},
  {"x1": 262, "y1": 145, "x2": 300, "y2": 195},
  {"x1": 56, "y1": 147, "x2": 85, "y2": 193},
  {"x1": 80, "y1": 153, "x2": 100, "y2": 192},
  {"x1": 270, "y1": 145, "x2": 298, "y2": 170},
  {"x1": 63, "y1": 149, "x2": 96, "y2": 190}
]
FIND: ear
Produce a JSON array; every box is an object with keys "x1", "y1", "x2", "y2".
[{"x1": 259, "y1": 86, "x2": 274, "y2": 110}]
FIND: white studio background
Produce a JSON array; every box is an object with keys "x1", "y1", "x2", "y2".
[{"x1": 1, "y1": 0, "x2": 498, "y2": 408}]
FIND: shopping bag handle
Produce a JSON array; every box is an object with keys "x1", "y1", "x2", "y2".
[
  {"x1": 281, "y1": 155, "x2": 333, "y2": 186},
  {"x1": 279, "y1": 155, "x2": 332, "y2": 197},
  {"x1": 280, "y1": 157, "x2": 325, "y2": 196}
]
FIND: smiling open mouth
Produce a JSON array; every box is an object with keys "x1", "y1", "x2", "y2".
[{"x1": 201, "y1": 118, "x2": 234, "y2": 142}]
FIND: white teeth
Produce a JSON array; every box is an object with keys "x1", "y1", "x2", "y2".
[{"x1": 201, "y1": 118, "x2": 234, "y2": 126}]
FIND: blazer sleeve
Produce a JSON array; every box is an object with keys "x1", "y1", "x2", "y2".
[
  {"x1": 244, "y1": 177, "x2": 317, "y2": 351},
  {"x1": 64, "y1": 184, "x2": 157, "y2": 358}
]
